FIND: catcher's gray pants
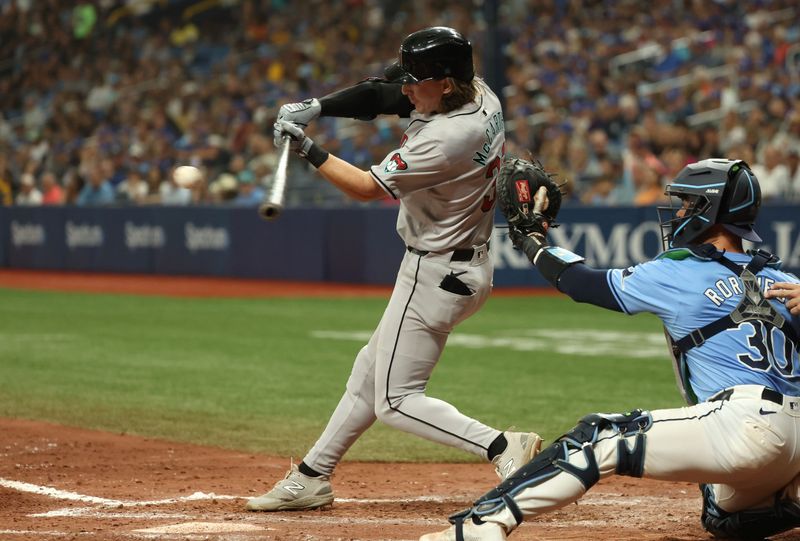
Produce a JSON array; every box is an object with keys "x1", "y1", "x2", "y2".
[
  {"x1": 482, "y1": 385, "x2": 800, "y2": 533},
  {"x1": 304, "y1": 245, "x2": 499, "y2": 476}
]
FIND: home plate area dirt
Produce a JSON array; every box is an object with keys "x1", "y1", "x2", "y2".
[{"x1": 4, "y1": 418, "x2": 800, "y2": 541}]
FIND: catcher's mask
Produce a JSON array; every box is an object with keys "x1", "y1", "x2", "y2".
[
  {"x1": 657, "y1": 158, "x2": 762, "y2": 250},
  {"x1": 384, "y1": 26, "x2": 474, "y2": 84}
]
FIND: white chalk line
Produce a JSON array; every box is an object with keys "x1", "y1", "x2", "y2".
[
  {"x1": 336, "y1": 495, "x2": 463, "y2": 504},
  {"x1": 1, "y1": 477, "x2": 240, "y2": 507},
  {"x1": 32, "y1": 497, "x2": 466, "y2": 519},
  {"x1": 31, "y1": 508, "x2": 196, "y2": 519},
  {"x1": 5, "y1": 476, "x2": 691, "y2": 511},
  {"x1": 5, "y1": 475, "x2": 690, "y2": 511},
  {"x1": 0, "y1": 531, "x2": 93, "y2": 538},
  {"x1": 6, "y1": 476, "x2": 698, "y2": 539},
  {"x1": 1, "y1": 477, "x2": 119, "y2": 505}
]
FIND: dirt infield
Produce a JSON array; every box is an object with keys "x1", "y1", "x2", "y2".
[
  {"x1": 0, "y1": 417, "x2": 708, "y2": 541},
  {"x1": 1, "y1": 270, "x2": 798, "y2": 540}
]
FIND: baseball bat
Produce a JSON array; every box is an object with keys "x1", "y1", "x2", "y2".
[{"x1": 258, "y1": 135, "x2": 291, "y2": 221}]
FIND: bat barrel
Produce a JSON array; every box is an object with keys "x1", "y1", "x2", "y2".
[{"x1": 258, "y1": 135, "x2": 291, "y2": 221}]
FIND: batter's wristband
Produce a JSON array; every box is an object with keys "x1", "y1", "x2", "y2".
[{"x1": 304, "y1": 142, "x2": 329, "y2": 169}]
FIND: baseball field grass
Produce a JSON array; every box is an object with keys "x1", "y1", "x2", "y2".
[{"x1": 0, "y1": 286, "x2": 684, "y2": 462}]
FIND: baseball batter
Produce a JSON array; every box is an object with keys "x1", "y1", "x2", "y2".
[
  {"x1": 421, "y1": 158, "x2": 800, "y2": 541},
  {"x1": 246, "y1": 27, "x2": 541, "y2": 512}
]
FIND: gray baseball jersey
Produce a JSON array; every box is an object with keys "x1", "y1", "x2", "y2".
[
  {"x1": 303, "y1": 79, "x2": 508, "y2": 476},
  {"x1": 369, "y1": 78, "x2": 504, "y2": 252}
]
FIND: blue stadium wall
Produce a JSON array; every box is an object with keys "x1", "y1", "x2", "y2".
[{"x1": 1, "y1": 206, "x2": 798, "y2": 286}]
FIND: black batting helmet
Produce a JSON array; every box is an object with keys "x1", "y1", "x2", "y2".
[
  {"x1": 384, "y1": 26, "x2": 474, "y2": 84},
  {"x1": 658, "y1": 158, "x2": 762, "y2": 249}
]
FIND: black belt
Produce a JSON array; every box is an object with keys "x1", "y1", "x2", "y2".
[
  {"x1": 710, "y1": 387, "x2": 783, "y2": 405},
  {"x1": 762, "y1": 388, "x2": 784, "y2": 405},
  {"x1": 407, "y1": 242, "x2": 489, "y2": 262}
]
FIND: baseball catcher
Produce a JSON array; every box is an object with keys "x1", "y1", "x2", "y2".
[{"x1": 420, "y1": 158, "x2": 800, "y2": 541}]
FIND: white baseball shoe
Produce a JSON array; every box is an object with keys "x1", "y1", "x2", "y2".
[
  {"x1": 419, "y1": 519, "x2": 507, "y2": 541},
  {"x1": 245, "y1": 464, "x2": 334, "y2": 511},
  {"x1": 492, "y1": 431, "x2": 542, "y2": 480}
]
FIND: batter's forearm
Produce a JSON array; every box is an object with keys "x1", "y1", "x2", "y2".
[
  {"x1": 317, "y1": 155, "x2": 386, "y2": 201},
  {"x1": 320, "y1": 80, "x2": 413, "y2": 119}
]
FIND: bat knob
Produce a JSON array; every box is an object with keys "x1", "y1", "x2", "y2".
[{"x1": 258, "y1": 203, "x2": 282, "y2": 221}]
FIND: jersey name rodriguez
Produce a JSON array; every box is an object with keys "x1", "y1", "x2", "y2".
[{"x1": 703, "y1": 275, "x2": 784, "y2": 307}]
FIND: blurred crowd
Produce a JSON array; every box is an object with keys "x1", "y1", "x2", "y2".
[{"x1": 1, "y1": 0, "x2": 800, "y2": 208}]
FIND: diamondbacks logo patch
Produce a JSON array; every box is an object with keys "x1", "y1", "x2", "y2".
[
  {"x1": 514, "y1": 179, "x2": 531, "y2": 203},
  {"x1": 384, "y1": 153, "x2": 408, "y2": 174}
]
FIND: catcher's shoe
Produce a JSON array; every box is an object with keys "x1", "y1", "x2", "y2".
[
  {"x1": 492, "y1": 431, "x2": 542, "y2": 480},
  {"x1": 245, "y1": 464, "x2": 333, "y2": 511},
  {"x1": 419, "y1": 519, "x2": 507, "y2": 541}
]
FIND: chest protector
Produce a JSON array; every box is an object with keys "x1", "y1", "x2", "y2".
[{"x1": 664, "y1": 246, "x2": 799, "y2": 404}]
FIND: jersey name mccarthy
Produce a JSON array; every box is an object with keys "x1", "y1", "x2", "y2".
[
  {"x1": 369, "y1": 78, "x2": 505, "y2": 253},
  {"x1": 606, "y1": 251, "x2": 800, "y2": 402}
]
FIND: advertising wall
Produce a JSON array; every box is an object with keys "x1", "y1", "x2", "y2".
[{"x1": 1, "y1": 205, "x2": 798, "y2": 286}]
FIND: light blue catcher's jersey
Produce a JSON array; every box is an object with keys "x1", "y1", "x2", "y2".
[{"x1": 607, "y1": 249, "x2": 800, "y2": 402}]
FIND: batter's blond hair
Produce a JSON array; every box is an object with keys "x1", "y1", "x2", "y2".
[{"x1": 439, "y1": 78, "x2": 478, "y2": 113}]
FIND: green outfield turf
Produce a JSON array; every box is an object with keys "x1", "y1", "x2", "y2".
[{"x1": 0, "y1": 287, "x2": 684, "y2": 462}]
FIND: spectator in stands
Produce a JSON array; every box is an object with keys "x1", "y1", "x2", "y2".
[
  {"x1": 76, "y1": 165, "x2": 115, "y2": 206},
  {"x1": 159, "y1": 168, "x2": 192, "y2": 206},
  {"x1": 4, "y1": 0, "x2": 800, "y2": 207},
  {"x1": 752, "y1": 143, "x2": 791, "y2": 201},
  {"x1": 633, "y1": 165, "x2": 668, "y2": 206},
  {"x1": 0, "y1": 154, "x2": 13, "y2": 206},
  {"x1": 144, "y1": 166, "x2": 163, "y2": 204},
  {"x1": 564, "y1": 139, "x2": 592, "y2": 194},
  {"x1": 116, "y1": 167, "x2": 149, "y2": 205},
  {"x1": 231, "y1": 170, "x2": 265, "y2": 206},
  {"x1": 63, "y1": 171, "x2": 83, "y2": 206},
  {"x1": 787, "y1": 149, "x2": 800, "y2": 202},
  {"x1": 40, "y1": 171, "x2": 65, "y2": 205},
  {"x1": 15, "y1": 174, "x2": 42, "y2": 206},
  {"x1": 208, "y1": 173, "x2": 238, "y2": 203},
  {"x1": 580, "y1": 157, "x2": 623, "y2": 206}
]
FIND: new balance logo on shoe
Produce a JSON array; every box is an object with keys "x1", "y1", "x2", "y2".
[
  {"x1": 282, "y1": 480, "x2": 306, "y2": 496},
  {"x1": 492, "y1": 431, "x2": 543, "y2": 481},
  {"x1": 498, "y1": 459, "x2": 515, "y2": 479},
  {"x1": 245, "y1": 464, "x2": 334, "y2": 511}
]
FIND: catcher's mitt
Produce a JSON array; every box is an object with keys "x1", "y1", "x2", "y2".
[{"x1": 496, "y1": 157, "x2": 562, "y2": 244}]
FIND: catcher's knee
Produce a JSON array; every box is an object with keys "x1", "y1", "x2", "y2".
[
  {"x1": 457, "y1": 410, "x2": 652, "y2": 526},
  {"x1": 550, "y1": 409, "x2": 652, "y2": 480}
]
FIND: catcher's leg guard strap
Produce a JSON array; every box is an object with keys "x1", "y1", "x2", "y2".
[
  {"x1": 501, "y1": 494, "x2": 524, "y2": 525},
  {"x1": 468, "y1": 410, "x2": 652, "y2": 525},
  {"x1": 446, "y1": 508, "x2": 470, "y2": 541},
  {"x1": 701, "y1": 484, "x2": 800, "y2": 540},
  {"x1": 616, "y1": 433, "x2": 646, "y2": 477},
  {"x1": 454, "y1": 517, "x2": 463, "y2": 541}
]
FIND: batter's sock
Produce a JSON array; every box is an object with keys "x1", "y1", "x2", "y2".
[
  {"x1": 298, "y1": 461, "x2": 324, "y2": 478},
  {"x1": 487, "y1": 434, "x2": 508, "y2": 461}
]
